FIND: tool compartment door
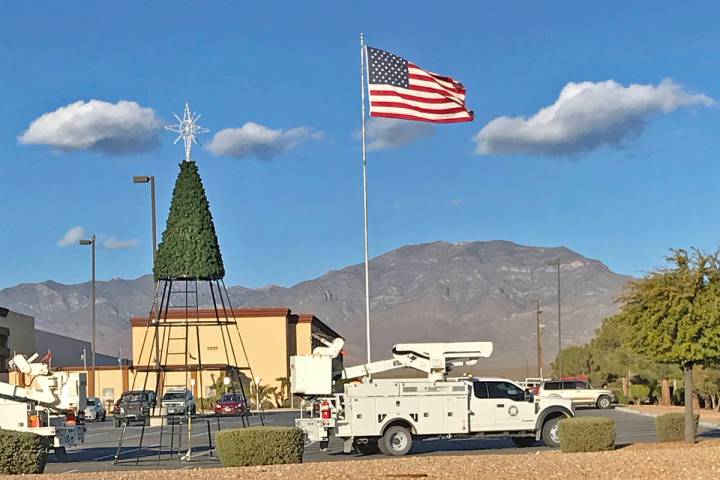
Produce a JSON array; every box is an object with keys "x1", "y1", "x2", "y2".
[
  {"x1": 443, "y1": 396, "x2": 469, "y2": 433},
  {"x1": 347, "y1": 396, "x2": 377, "y2": 437}
]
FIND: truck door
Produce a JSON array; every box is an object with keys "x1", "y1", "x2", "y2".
[
  {"x1": 486, "y1": 381, "x2": 536, "y2": 431},
  {"x1": 469, "y1": 381, "x2": 496, "y2": 431}
]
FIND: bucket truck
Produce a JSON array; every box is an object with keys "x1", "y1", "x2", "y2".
[
  {"x1": 0, "y1": 353, "x2": 87, "y2": 461},
  {"x1": 291, "y1": 337, "x2": 573, "y2": 456}
]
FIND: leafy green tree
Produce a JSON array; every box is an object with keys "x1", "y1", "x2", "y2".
[
  {"x1": 617, "y1": 249, "x2": 720, "y2": 442},
  {"x1": 695, "y1": 366, "x2": 720, "y2": 412},
  {"x1": 551, "y1": 345, "x2": 593, "y2": 378},
  {"x1": 154, "y1": 161, "x2": 225, "y2": 280}
]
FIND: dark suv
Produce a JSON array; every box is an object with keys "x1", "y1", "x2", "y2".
[{"x1": 113, "y1": 390, "x2": 156, "y2": 427}]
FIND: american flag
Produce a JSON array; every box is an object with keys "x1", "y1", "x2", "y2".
[{"x1": 366, "y1": 46, "x2": 474, "y2": 123}]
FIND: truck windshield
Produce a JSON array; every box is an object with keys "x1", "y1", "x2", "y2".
[
  {"x1": 163, "y1": 392, "x2": 186, "y2": 400},
  {"x1": 123, "y1": 393, "x2": 148, "y2": 402},
  {"x1": 86, "y1": 399, "x2": 96, "y2": 406}
]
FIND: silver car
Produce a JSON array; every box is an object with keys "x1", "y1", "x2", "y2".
[
  {"x1": 84, "y1": 397, "x2": 107, "y2": 421},
  {"x1": 161, "y1": 388, "x2": 196, "y2": 416}
]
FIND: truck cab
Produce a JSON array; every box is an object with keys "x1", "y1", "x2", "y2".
[{"x1": 468, "y1": 377, "x2": 573, "y2": 447}]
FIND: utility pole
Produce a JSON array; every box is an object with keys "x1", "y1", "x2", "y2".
[
  {"x1": 547, "y1": 258, "x2": 562, "y2": 383},
  {"x1": 535, "y1": 300, "x2": 544, "y2": 378}
]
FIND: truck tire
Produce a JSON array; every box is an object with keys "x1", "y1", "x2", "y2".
[
  {"x1": 596, "y1": 395, "x2": 612, "y2": 409},
  {"x1": 380, "y1": 426, "x2": 413, "y2": 456},
  {"x1": 354, "y1": 437, "x2": 379, "y2": 455},
  {"x1": 541, "y1": 416, "x2": 561, "y2": 448},
  {"x1": 511, "y1": 437, "x2": 536, "y2": 447}
]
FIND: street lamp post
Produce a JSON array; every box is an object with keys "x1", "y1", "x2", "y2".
[
  {"x1": 132, "y1": 176, "x2": 157, "y2": 267},
  {"x1": 79, "y1": 235, "x2": 96, "y2": 397},
  {"x1": 547, "y1": 258, "x2": 562, "y2": 384},
  {"x1": 133, "y1": 176, "x2": 158, "y2": 369},
  {"x1": 535, "y1": 300, "x2": 544, "y2": 378}
]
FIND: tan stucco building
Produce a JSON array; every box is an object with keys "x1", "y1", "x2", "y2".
[
  {"x1": 6, "y1": 306, "x2": 340, "y2": 406},
  {"x1": 126, "y1": 307, "x2": 341, "y2": 403}
]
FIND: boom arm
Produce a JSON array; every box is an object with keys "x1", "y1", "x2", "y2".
[
  {"x1": 0, "y1": 354, "x2": 72, "y2": 410},
  {"x1": 343, "y1": 341, "x2": 494, "y2": 381}
]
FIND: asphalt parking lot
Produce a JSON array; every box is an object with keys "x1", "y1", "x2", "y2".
[{"x1": 45, "y1": 408, "x2": 719, "y2": 474}]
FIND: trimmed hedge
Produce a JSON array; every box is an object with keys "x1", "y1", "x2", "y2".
[
  {"x1": 0, "y1": 429, "x2": 48, "y2": 474},
  {"x1": 656, "y1": 412, "x2": 699, "y2": 442},
  {"x1": 558, "y1": 417, "x2": 615, "y2": 453},
  {"x1": 216, "y1": 427, "x2": 304, "y2": 467}
]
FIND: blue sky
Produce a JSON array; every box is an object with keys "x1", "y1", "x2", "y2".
[{"x1": 1, "y1": 1, "x2": 719, "y2": 289}]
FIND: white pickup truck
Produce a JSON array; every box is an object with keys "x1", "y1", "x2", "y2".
[{"x1": 291, "y1": 338, "x2": 574, "y2": 456}]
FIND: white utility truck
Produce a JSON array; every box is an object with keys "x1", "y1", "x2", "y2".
[
  {"x1": 291, "y1": 338, "x2": 574, "y2": 456},
  {"x1": 0, "y1": 353, "x2": 87, "y2": 461}
]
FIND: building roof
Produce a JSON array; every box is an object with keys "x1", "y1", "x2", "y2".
[
  {"x1": 290, "y1": 313, "x2": 342, "y2": 340},
  {"x1": 130, "y1": 307, "x2": 291, "y2": 327}
]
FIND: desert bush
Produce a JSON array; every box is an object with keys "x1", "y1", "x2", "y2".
[
  {"x1": 216, "y1": 426, "x2": 304, "y2": 467},
  {"x1": 558, "y1": 417, "x2": 615, "y2": 453},
  {"x1": 629, "y1": 384, "x2": 650, "y2": 404},
  {"x1": 656, "y1": 412, "x2": 699, "y2": 442},
  {"x1": 0, "y1": 429, "x2": 48, "y2": 474}
]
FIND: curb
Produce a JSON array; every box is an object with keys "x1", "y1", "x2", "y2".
[{"x1": 616, "y1": 406, "x2": 720, "y2": 429}]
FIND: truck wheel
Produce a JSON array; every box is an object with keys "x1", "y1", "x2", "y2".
[
  {"x1": 54, "y1": 447, "x2": 67, "y2": 462},
  {"x1": 380, "y1": 426, "x2": 412, "y2": 456},
  {"x1": 596, "y1": 395, "x2": 612, "y2": 409},
  {"x1": 541, "y1": 417, "x2": 561, "y2": 448},
  {"x1": 511, "y1": 437, "x2": 536, "y2": 447},
  {"x1": 354, "y1": 437, "x2": 379, "y2": 455}
]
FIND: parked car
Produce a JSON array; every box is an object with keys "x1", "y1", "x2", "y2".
[
  {"x1": 113, "y1": 390, "x2": 156, "y2": 427},
  {"x1": 84, "y1": 396, "x2": 106, "y2": 422},
  {"x1": 162, "y1": 388, "x2": 196, "y2": 416},
  {"x1": 537, "y1": 380, "x2": 616, "y2": 409},
  {"x1": 214, "y1": 393, "x2": 248, "y2": 416}
]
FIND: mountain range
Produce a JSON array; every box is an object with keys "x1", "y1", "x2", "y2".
[{"x1": 0, "y1": 240, "x2": 632, "y2": 370}]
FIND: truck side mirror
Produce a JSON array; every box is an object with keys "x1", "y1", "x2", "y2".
[{"x1": 524, "y1": 390, "x2": 533, "y2": 403}]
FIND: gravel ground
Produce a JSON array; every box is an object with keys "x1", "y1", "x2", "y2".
[{"x1": 12, "y1": 439, "x2": 720, "y2": 480}]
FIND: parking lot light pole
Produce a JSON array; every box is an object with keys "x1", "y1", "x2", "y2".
[
  {"x1": 535, "y1": 300, "x2": 544, "y2": 378},
  {"x1": 547, "y1": 258, "x2": 561, "y2": 384},
  {"x1": 132, "y1": 176, "x2": 157, "y2": 269},
  {"x1": 79, "y1": 235, "x2": 96, "y2": 397},
  {"x1": 133, "y1": 175, "x2": 158, "y2": 369}
]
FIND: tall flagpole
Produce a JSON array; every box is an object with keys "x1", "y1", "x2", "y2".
[{"x1": 360, "y1": 32, "x2": 371, "y2": 363}]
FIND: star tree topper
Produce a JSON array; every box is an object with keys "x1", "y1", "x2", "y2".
[{"x1": 165, "y1": 103, "x2": 209, "y2": 161}]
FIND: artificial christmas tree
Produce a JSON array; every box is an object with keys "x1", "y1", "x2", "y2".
[
  {"x1": 116, "y1": 105, "x2": 258, "y2": 466},
  {"x1": 154, "y1": 160, "x2": 225, "y2": 280}
]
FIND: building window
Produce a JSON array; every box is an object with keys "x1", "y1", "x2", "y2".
[{"x1": 102, "y1": 388, "x2": 115, "y2": 401}]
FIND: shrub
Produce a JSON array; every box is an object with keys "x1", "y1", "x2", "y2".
[
  {"x1": 656, "y1": 413, "x2": 699, "y2": 442},
  {"x1": 0, "y1": 429, "x2": 48, "y2": 474},
  {"x1": 629, "y1": 384, "x2": 650, "y2": 404},
  {"x1": 558, "y1": 417, "x2": 615, "y2": 453},
  {"x1": 216, "y1": 427, "x2": 304, "y2": 467}
]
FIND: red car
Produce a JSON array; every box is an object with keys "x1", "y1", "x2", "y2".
[{"x1": 214, "y1": 393, "x2": 249, "y2": 416}]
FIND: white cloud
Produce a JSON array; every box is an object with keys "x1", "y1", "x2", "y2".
[
  {"x1": 448, "y1": 198, "x2": 464, "y2": 206},
  {"x1": 207, "y1": 122, "x2": 323, "y2": 159},
  {"x1": 101, "y1": 236, "x2": 139, "y2": 250},
  {"x1": 58, "y1": 226, "x2": 86, "y2": 247},
  {"x1": 365, "y1": 118, "x2": 434, "y2": 151},
  {"x1": 19, "y1": 100, "x2": 162, "y2": 154},
  {"x1": 475, "y1": 79, "x2": 713, "y2": 156}
]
